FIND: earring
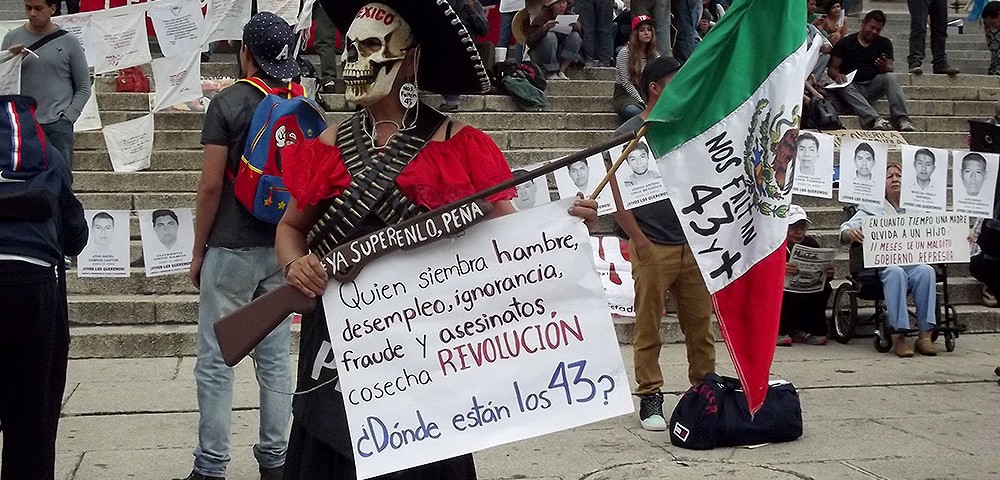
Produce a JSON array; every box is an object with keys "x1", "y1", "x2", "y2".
[{"x1": 399, "y1": 81, "x2": 418, "y2": 109}]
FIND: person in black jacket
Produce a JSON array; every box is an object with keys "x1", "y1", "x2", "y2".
[{"x1": 0, "y1": 95, "x2": 87, "y2": 480}]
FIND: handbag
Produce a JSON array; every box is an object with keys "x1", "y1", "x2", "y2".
[
  {"x1": 114, "y1": 66, "x2": 150, "y2": 93},
  {"x1": 668, "y1": 373, "x2": 803, "y2": 450},
  {"x1": 804, "y1": 97, "x2": 843, "y2": 130}
]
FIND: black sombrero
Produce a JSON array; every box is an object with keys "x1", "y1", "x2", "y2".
[{"x1": 321, "y1": 0, "x2": 491, "y2": 95}]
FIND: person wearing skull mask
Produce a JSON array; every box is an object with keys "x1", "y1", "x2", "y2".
[{"x1": 275, "y1": 1, "x2": 600, "y2": 478}]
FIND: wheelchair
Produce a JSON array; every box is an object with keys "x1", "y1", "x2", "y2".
[{"x1": 830, "y1": 243, "x2": 964, "y2": 353}]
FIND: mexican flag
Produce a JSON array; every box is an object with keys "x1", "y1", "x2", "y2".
[{"x1": 643, "y1": 0, "x2": 807, "y2": 414}]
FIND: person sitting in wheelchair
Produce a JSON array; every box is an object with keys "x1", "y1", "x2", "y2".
[{"x1": 839, "y1": 162, "x2": 938, "y2": 358}]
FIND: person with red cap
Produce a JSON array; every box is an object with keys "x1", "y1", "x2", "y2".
[{"x1": 612, "y1": 15, "x2": 660, "y2": 122}]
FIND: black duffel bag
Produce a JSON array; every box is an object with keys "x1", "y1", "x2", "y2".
[{"x1": 668, "y1": 373, "x2": 802, "y2": 450}]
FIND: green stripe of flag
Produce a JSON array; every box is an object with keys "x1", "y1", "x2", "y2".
[{"x1": 645, "y1": 0, "x2": 806, "y2": 157}]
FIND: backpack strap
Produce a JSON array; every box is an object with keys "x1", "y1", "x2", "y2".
[
  {"x1": 26, "y1": 29, "x2": 68, "y2": 52},
  {"x1": 238, "y1": 77, "x2": 304, "y2": 99}
]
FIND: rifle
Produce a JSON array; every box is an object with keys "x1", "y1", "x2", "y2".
[{"x1": 215, "y1": 131, "x2": 639, "y2": 367}]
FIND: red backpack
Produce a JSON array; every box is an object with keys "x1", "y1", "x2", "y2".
[{"x1": 229, "y1": 77, "x2": 327, "y2": 224}]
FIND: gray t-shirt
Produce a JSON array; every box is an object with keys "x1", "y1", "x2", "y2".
[
  {"x1": 200, "y1": 78, "x2": 285, "y2": 248},
  {"x1": 2, "y1": 26, "x2": 90, "y2": 124},
  {"x1": 614, "y1": 115, "x2": 687, "y2": 245}
]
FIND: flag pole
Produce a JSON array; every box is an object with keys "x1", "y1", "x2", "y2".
[{"x1": 588, "y1": 123, "x2": 650, "y2": 200}]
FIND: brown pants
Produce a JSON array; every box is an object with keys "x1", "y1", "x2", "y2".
[{"x1": 629, "y1": 242, "x2": 715, "y2": 393}]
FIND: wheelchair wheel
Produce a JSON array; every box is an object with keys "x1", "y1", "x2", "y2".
[
  {"x1": 944, "y1": 332, "x2": 956, "y2": 353},
  {"x1": 873, "y1": 330, "x2": 892, "y2": 353},
  {"x1": 831, "y1": 283, "x2": 857, "y2": 344}
]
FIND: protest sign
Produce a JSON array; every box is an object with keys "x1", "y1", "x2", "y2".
[
  {"x1": 201, "y1": 0, "x2": 253, "y2": 46},
  {"x1": 553, "y1": 151, "x2": 617, "y2": 215},
  {"x1": 590, "y1": 236, "x2": 635, "y2": 316},
  {"x1": 784, "y1": 244, "x2": 834, "y2": 293},
  {"x1": 838, "y1": 138, "x2": 887, "y2": 207},
  {"x1": 90, "y1": 10, "x2": 152, "y2": 74},
  {"x1": 0, "y1": 54, "x2": 21, "y2": 95},
  {"x1": 259, "y1": 0, "x2": 301, "y2": 25},
  {"x1": 951, "y1": 150, "x2": 999, "y2": 218},
  {"x1": 614, "y1": 139, "x2": 667, "y2": 210},
  {"x1": 900, "y1": 145, "x2": 949, "y2": 212},
  {"x1": 78, "y1": 210, "x2": 131, "y2": 278},
  {"x1": 830, "y1": 129, "x2": 908, "y2": 151},
  {"x1": 52, "y1": 13, "x2": 96, "y2": 67},
  {"x1": 148, "y1": 1, "x2": 204, "y2": 58},
  {"x1": 74, "y1": 82, "x2": 103, "y2": 132},
  {"x1": 321, "y1": 200, "x2": 632, "y2": 479},
  {"x1": 791, "y1": 131, "x2": 834, "y2": 199},
  {"x1": 511, "y1": 163, "x2": 552, "y2": 211},
  {"x1": 862, "y1": 213, "x2": 970, "y2": 268},
  {"x1": 152, "y1": 52, "x2": 203, "y2": 111},
  {"x1": 103, "y1": 114, "x2": 154, "y2": 172},
  {"x1": 138, "y1": 208, "x2": 194, "y2": 277}
]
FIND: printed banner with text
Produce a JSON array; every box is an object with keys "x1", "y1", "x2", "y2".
[
  {"x1": 863, "y1": 213, "x2": 970, "y2": 268},
  {"x1": 322, "y1": 200, "x2": 633, "y2": 479}
]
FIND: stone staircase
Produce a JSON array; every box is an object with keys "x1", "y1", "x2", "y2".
[{"x1": 63, "y1": 4, "x2": 1000, "y2": 358}]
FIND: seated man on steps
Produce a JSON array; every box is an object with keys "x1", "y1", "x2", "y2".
[{"x1": 828, "y1": 10, "x2": 916, "y2": 132}]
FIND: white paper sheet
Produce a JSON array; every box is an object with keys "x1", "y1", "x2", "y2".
[
  {"x1": 0, "y1": 54, "x2": 22, "y2": 95},
  {"x1": 90, "y1": 11, "x2": 152, "y2": 74},
  {"x1": 148, "y1": 1, "x2": 204, "y2": 58},
  {"x1": 552, "y1": 14, "x2": 579, "y2": 35},
  {"x1": 151, "y1": 52, "x2": 203, "y2": 111},
  {"x1": 103, "y1": 113, "x2": 154, "y2": 172}
]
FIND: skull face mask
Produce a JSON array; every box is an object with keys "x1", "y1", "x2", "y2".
[{"x1": 343, "y1": 3, "x2": 413, "y2": 106}]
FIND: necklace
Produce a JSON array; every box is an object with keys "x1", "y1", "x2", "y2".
[{"x1": 362, "y1": 111, "x2": 401, "y2": 150}]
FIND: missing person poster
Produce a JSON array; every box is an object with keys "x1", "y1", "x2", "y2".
[
  {"x1": 951, "y1": 150, "x2": 999, "y2": 218},
  {"x1": 77, "y1": 210, "x2": 131, "y2": 278},
  {"x1": 900, "y1": 145, "x2": 949, "y2": 212},
  {"x1": 862, "y1": 213, "x2": 970, "y2": 268},
  {"x1": 791, "y1": 131, "x2": 834, "y2": 199},
  {"x1": 613, "y1": 139, "x2": 667, "y2": 210},
  {"x1": 553, "y1": 151, "x2": 617, "y2": 215},
  {"x1": 321, "y1": 200, "x2": 632, "y2": 479},
  {"x1": 838, "y1": 138, "x2": 888, "y2": 207},
  {"x1": 510, "y1": 163, "x2": 552, "y2": 211},
  {"x1": 138, "y1": 208, "x2": 194, "y2": 277}
]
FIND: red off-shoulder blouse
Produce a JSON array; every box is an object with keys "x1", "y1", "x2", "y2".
[{"x1": 282, "y1": 126, "x2": 516, "y2": 211}]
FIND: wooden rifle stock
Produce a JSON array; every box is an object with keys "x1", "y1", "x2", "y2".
[
  {"x1": 217, "y1": 285, "x2": 317, "y2": 367},
  {"x1": 214, "y1": 131, "x2": 639, "y2": 367}
]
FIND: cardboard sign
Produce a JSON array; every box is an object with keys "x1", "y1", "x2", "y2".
[
  {"x1": 151, "y1": 52, "x2": 202, "y2": 111},
  {"x1": 951, "y1": 150, "x2": 999, "y2": 218},
  {"x1": 103, "y1": 113, "x2": 154, "y2": 172},
  {"x1": 862, "y1": 213, "x2": 970, "y2": 267},
  {"x1": 90, "y1": 10, "x2": 152, "y2": 74},
  {"x1": 77, "y1": 210, "x2": 131, "y2": 278},
  {"x1": 838, "y1": 138, "x2": 888, "y2": 207},
  {"x1": 138, "y1": 208, "x2": 194, "y2": 277},
  {"x1": 791, "y1": 131, "x2": 834, "y2": 199},
  {"x1": 321, "y1": 200, "x2": 632, "y2": 479},
  {"x1": 553, "y1": 151, "x2": 617, "y2": 215},
  {"x1": 614, "y1": 139, "x2": 668, "y2": 210},
  {"x1": 148, "y1": 1, "x2": 204, "y2": 58},
  {"x1": 830, "y1": 129, "x2": 908, "y2": 151}
]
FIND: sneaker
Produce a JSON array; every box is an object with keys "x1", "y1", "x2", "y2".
[
  {"x1": 319, "y1": 80, "x2": 337, "y2": 94},
  {"x1": 915, "y1": 337, "x2": 937, "y2": 356},
  {"x1": 638, "y1": 392, "x2": 667, "y2": 431},
  {"x1": 172, "y1": 471, "x2": 224, "y2": 480},
  {"x1": 547, "y1": 72, "x2": 562, "y2": 81},
  {"x1": 557, "y1": 71, "x2": 571, "y2": 80},
  {"x1": 983, "y1": 286, "x2": 998, "y2": 307},
  {"x1": 871, "y1": 118, "x2": 893, "y2": 131},
  {"x1": 896, "y1": 119, "x2": 917, "y2": 132},
  {"x1": 908, "y1": 65, "x2": 923, "y2": 74},
  {"x1": 259, "y1": 466, "x2": 283, "y2": 480},
  {"x1": 437, "y1": 103, "x2": 459, "y2": 112},
  {"x1": 791, "y1": 330, "x2": 828, "y2": 345},
  {"x1": 776, "y1": 334, "x2": 792, "y2": 346},
  {"x1": 933, "y1": 65, "x2": 960, "y2": 75}
]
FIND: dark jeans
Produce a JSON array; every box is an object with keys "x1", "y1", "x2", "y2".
[
  {"x1": 576, "y1": 0, "x2": 615, "y2": 64},
  {"x1": 0, "y1": 261, "x2": 69, "y2": 480},
  {"x1": 53, "y1": 0, "x2": 80, "y2": 15},
  {"x1": 907, "y1": 0, "x2": 949, "y2": 69},
  {"x1": 313, "y1": 2, "x2": 338, "y2": 86},
  {"x1": 41, "y1": 118, "x2": 75, "y2": 172},
  {"x1": 970, "y1": 254, "x2": 1000, "y2": 296}
]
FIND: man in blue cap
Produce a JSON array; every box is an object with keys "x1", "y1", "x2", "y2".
[{"x1": 174, "y1": 11, "x2": 301, "y2": 480}]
